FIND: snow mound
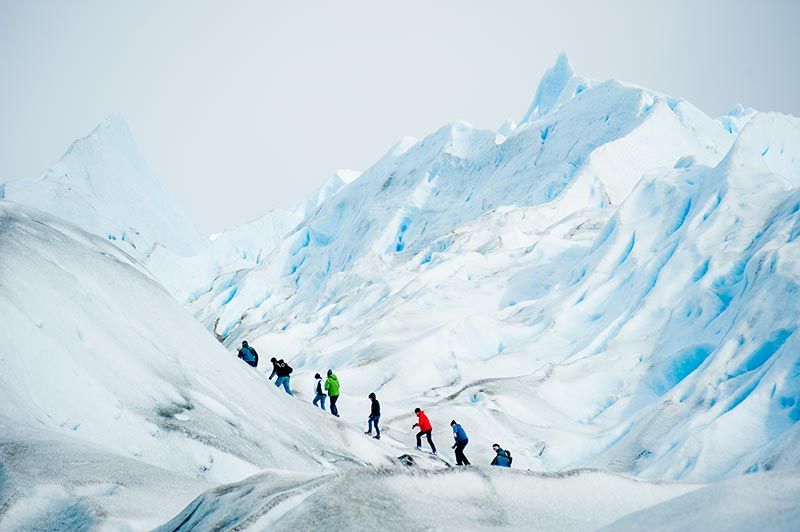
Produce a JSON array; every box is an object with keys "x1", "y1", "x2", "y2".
[
  {"x1": 157, "y1": 467, "x2": 699, "y2": 531},
  {"x1": 0, "y1": 202, "x2": 393, "y2": 528}
]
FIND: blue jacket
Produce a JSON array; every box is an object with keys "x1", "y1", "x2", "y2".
[
  {"x1": 452, "y1": 423, "x2": 468, "y2": 444},
  {"x1": 491, "y1": 448, "x2": 511, "y2": 467},
  {"x1": 238, "y1": 346, "x2": 256, "y2": 364}
]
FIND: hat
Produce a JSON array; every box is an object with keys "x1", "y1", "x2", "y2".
[{"x1": 314, "y1": 373, "x2": 321, "y2": 379}]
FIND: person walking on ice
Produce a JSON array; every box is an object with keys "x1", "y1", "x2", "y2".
[
  {"x1": 273, "y1": 359, "x2": 293, "y2": 395},
  {"x1": 365, "y1": 393, "x2": 380, "y2": 439},
  {"x1": 325, "y1": 369, "x2": 340, "y2": 417},
  {"x1": 490, "y1": 443, "x2": 512, "y2": 467},
  {"x1": 450, "y1": 420, "x2": 470, "y2": 465},
  {"x1": 412, "y1": 408, "x2": 436, "y2": 454},
  {"x1": 237, "y1": 341, "x2": 258, "y2": 368},
  {"x1": 312, "y1": 373, "x2": 326, "y2": 410}
]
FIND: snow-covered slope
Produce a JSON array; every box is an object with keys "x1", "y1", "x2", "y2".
[
  {"x1": 0, "y1": 202, "x2": 393, "y2": 529},
  {"x1": 1, "y1": 114, "x2": 205, "y2": 258},
  {"x1": 157, "y1": 466, "x2": 800, "y2": 532},
  {"x1": 157, "y1": 467, "x2": 699, "y2": 531},
  {"x1": 184, "y1": 55, "x2": 799, "y2": 484}
]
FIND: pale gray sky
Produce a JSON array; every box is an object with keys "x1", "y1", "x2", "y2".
[{"x1": 2, "y1": 0, "x2": 798, "y2": 234}]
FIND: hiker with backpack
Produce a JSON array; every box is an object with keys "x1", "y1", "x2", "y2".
[
  {"x1": 490, "y1": 443, "x2": 512, "y2": 467},
  {"x1": 273, "y1": 359, "x2": 293, "y2": 395},
  {"x1": 324, "y1": 369, "x2": 340, "y2": 417},
  {"x1": 365, "y1": 393, "x2": 380, "y2": 439},
  {"x1": 312, "y1": 373, "x2": 326, "y2": 410},
  {"x1": 237, "y1": 341, "x2": 258, "y2": 368},
  {"x1": 450, "y1": 420, "x2": 470, "y2": 465},
  {"x1": 412, "y1": 408, "x2": 436, "y2": 454}
]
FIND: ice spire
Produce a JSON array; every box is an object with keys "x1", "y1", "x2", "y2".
[{"x1": 520, "y1": 52, "x2": 576, "y2": 124}]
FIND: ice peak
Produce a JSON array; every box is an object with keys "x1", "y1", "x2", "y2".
[
  {"x1": 88, "y1": 113, "x2": 133, "y2": 143},
  {"x1": 61, "y1": 113, "x2": 138, "y2": 164},
  {"x1": 521, "y1": 52, "x2": 579, "y2": 124}
]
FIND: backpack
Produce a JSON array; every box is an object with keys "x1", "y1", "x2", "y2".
[
  {"x1": 505, "y1": 450, "x2": 513, "y2": 465},
  {"x1": 285, "y1": 363, "x2": 293, "y2": 375}
]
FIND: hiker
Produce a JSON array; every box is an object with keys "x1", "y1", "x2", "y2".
[
  {"x1": 268, "y1": 357, "x2": 280, "y2": 380},
  {"x1": 324, "y1": 369, "x2": 340, "y2": 417},
  {"x1": 365, "y1": 392, "x2": 380, "y2": 439},
  {"x1": 273, "y1": 359, "x2": 293, "y2": 395},
  {"x1": 412, "y1": 408, "x2": 436, "y2": 454},
  {"x1": 237, "y1": 341, "x2": 258, "y2": 368},
  {"x1": 490, "y1": 443, "x2": 512, "y2": 467},
  {"x1": 312, "y1": 373, "x2": 326, "y2": 411},
  {"x1": 450, "y1": 420, "x2": 470, "y2": 465}
]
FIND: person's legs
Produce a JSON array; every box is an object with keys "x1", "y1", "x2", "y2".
[
  {"x1": 374, "y1": 415, "x2": 380, "y2": 437},
  {"x1": 274, "y1": 376, "x2": 284, "y2": 388},
  {"x1": 367, "y1": 415, "x2": 375, "y2": 434},
  {"x1": 313, "y1": 394, "x2": 325, "y2": 410},
  {"x1": 330, "y1": 395, "x2": 339, "y2": 416},
  {"x1": 416, "y1": 431, "x2": 423, "y2": 448},
  {"x1": 281, "y1": 376, "x2": 293, "y2": 395},
  {"x1": 455, "y1": 441, "x2": 470, "y2": 465},
  {"x1": 425, "y1": 431, "x2": 436, "y2": 453}
]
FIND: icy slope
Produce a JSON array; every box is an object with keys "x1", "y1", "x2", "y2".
[
  {"x1": 1, "y1": 115, "x2": 204, "y2": 258},
  {"x1": 603, "y1": 468, "x2": 800, "y2": 532},
  {"x1": 181, "y1": 57, "x2": 799, "y2": 483},
  {"x1": 156, "y1": 467, "x2": 700, "y2": 531},
  {"x1": 158, "y1": 466, "x2": 800, "y2": 531},
  {"x1": 0, "y1": 202, "x2": 394, "y2": 529}
]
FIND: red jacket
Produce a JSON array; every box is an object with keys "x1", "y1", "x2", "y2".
[{"x1": 416, "y1": 410, "x2": 432, "y2": 432}]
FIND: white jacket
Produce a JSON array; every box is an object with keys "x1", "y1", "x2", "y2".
[{"x1": 314, "y1": 377, "x2": 325, "y2": 396}]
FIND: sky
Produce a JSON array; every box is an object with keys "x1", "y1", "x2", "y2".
[{"x1": 1, "y1": 1, "x2": 798, "y2": 235}]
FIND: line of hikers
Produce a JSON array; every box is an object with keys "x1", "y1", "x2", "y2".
[
  {"x1": 408, "y1": 406, "x2": 512, "y2": 467},
  {"x1": 237, "y1": 340, "x2": 512, "y2": 467}
]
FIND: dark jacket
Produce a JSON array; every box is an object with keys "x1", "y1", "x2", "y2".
[
  {"x1": 370, "y1": 398, "x2": 381, "y2": 417},
  {"x1": 275, "y1": 361, "x2": 293, "y2": 378},
  {"x1": 270, "y1": 360, "x2": 280, "y2": 377}
]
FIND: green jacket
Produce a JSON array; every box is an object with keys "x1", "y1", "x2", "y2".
[{"x1": 324, "y1": 373, "x2": 340, "y2": 396}]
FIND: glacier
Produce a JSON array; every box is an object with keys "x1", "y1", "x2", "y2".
[
  {"x1": 1, "y1": 54, "x2": 799, "y2": 530},
  {"x1": 180, "y1": 56, "x2": 800, "y2": 482}
]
